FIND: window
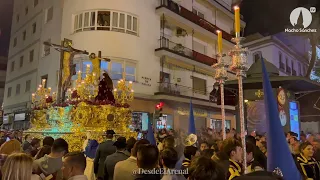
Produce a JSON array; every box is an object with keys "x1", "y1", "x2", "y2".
[
  {"x1": 192, "y1": 8, "x2": 205, "y2": 19},
  {"x1": 111, "y1": 62, "x2": 123, "y2": 80},
  {"x1": 126, "y1": 15, "x2": 138, "y2": 35},
  {"x1": 11, "y1": 61, "x2": 15, "y2": 72},
  {"x1": 20, "y1": 56, "x2": 24, "y2": 67},
  {"x1": 125, "y1": 63, "x2": 136, "y2": 81},
  {"x1": 34, "y1": 0, "x2": 38, "y2": 7},
  {"x1": 13, "y1": 38, "x2": 17, "y2": 47},
  {"x1": 210, "y1": 119, "x2": 231, "y2": 131},
  {"x1": 7, "y1": 87, "x2": 12, "y2": 97},
  {"x1": 74, "y1": 10, "x2": 138, "y2": 36},
  {"x1": 25, "y1": 80, "x2": 31, "y2": 92},
  {"x1": 22, "y1": 30, "x2": 26, "y2": 41},
  {"x1": 112, "y1": 12, "x2": 126, "y2": 33},
  {"x1": 285, "y1": 57, "x2": 289, "y2": 68},
  {"x1": 29, "y1": 50, "x2": 34, "y2": 62},
  {"x1": 97, "y1": 11, "x2": 110, "y2": 30},
  {"x1": 46, "y1": 7, "x2": 53, "y2": 23},
  {"x1": 193, "y1": 40, "x2": 207, "y2": 54},
  {"x1": 253, "y1": 52, "x2": 262, "y2": 63},
  {"x1": 279, "y1": 52, "x2": 284, "y2": 69},
  {"x1": 192, "y1": 76, "x2": 206, "y2": 95},
  {"x1": 25, "y1": 7, "x2": 28, "y2": 15},
  {"x1": 291, "y1": 61, "x2": 295, "y2": 71},
  {"x1": 16, "y1": 84, "x2": 20, "y2": 95},
  {"x1": 41, "y1": 75, "x2": 48, "y2": 88},
  {"x1": 44, "y1": 39, "x2": 51, "y2": 56},
  {"x1": 16, "y1": 14, "x2": 19, "y2": 23},
  {"x1": 77, "y1": 60, "x2": 135, "y2": 81},
  {"x1": 32, "y1": 23, "x2": 37, "y2": 34}
]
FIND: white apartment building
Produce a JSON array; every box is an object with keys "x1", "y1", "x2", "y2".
[
  {"x1": 244, "y1": 32, "x2": 310, "y2": 77},
  {"x1": 4, "y1": 0, "x2": 245, "y2": 131}
]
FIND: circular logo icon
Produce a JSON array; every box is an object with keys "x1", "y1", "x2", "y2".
[{"x1": 290, "y1": 7, "x2": 312, "y2": 28}]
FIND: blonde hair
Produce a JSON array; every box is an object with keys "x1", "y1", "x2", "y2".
[
  {"x1": 2, "y1": 153, "x2": 33, "y2": 180},
  {"x1": 0, "y1": 139, "x2": 21, "y2": 155}
]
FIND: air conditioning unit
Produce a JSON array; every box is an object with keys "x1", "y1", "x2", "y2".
[{"x1": 176, "y1": 27, "x2": 187, "y2": 37}]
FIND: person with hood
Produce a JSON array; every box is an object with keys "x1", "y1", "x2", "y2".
[{"x1": 84, "y1": 139, "x2": 99, "y2": 180}]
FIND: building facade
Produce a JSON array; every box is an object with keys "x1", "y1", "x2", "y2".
[{"x1": 4, "y1": 0, "x2": 245, "y2": 131}]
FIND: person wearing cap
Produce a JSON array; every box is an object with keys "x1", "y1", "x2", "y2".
[
  {"x1": 104, "y1": 137, "x2": 130, "y2": 180},
  {"x1": 94, "y1": 130, "x2": 116, "y2": 180}
]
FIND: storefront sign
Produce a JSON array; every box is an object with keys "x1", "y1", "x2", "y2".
[
  {"x1": 177, "y1": 107, "x2": 207, "y2": 117},
  {"x1": 14, "y1": 113, "x2": 26, "y2": 121}
]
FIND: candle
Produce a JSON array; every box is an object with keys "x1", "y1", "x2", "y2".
[
  {"x1": 32, "y1": 93, "x2": 35, "y2": 102},
  {"x1": 77, "y1": 71, "x2": 81, "y2": 81},
  {"x1": 217, "y1": 30, "x2": 222, "y2": 54},
  {"x1": 86, "y1": 64, "x2": 90, "y2": 74},
  {"x1": 234, "y1": 6, "x2": 240, "y2": 36}
]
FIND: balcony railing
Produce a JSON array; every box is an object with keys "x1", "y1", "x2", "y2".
[
  {"x1": 157, "y1": 0, "x2": 233, "y2": 43},
  {"x1": 279, "y1": 62, "x2": 285, "y2": 70},
  {"x1": 157, "y1": 82, "x2": 208, "y2": 97},
  {"x1": 286, "y1": 66, "x2": 292, "y2": 74},
  {"x1": 292, "y1": 69, "x2": 297, "y2": 76},
  {"x1": 158, "y1": 37, "x2": 217, "y2": 66}
]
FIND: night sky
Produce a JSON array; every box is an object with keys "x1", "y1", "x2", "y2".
[{"x1": 0, "y1": 0, "x2": 13, "y2": 57}]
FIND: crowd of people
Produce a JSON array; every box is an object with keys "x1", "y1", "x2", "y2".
[{"x1": 0, "y1": 128, "x2": 319, "y2": 180}]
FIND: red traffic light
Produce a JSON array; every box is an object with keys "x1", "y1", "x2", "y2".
[
  {"x1": 159, "y1": 102, "x2": 164, "y2": 107},
  {"x1": 156, "y1": 102, "x2": 164, "y2": 110}
]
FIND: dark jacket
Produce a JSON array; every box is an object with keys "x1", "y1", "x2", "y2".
[
  {"x1": 227, "y1": 159, "x2": 243, "y2": 180},
  {"x1": 104, "y1": 151, "x2": 130, "y2": 180},
  {"x1": 254, "y1": 146, "x2": 267, "y2": 170},
  {"x1": 296, "y1": 153, "x2": 320, "y2": 180},
  {"x1": 94, "y1": 140, "x2": 116, "y2": 178},
  {"x1": 181, "y1": 158, "x2": 191, "y2": 179}
]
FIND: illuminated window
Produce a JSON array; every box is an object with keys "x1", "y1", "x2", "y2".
[{"x1": 73, "y1": 10, "x2": 138, "y2": 36}]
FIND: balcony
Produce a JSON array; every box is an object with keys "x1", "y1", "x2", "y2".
[
  {"x1": 157, "y1": 0, "x2": 234, "y2": 43},
  {"x1": 156, "y1": 82, "x2": 208, "y2": 99},
  {"x1": 156, "y1": 37, "x2": 217, "y2": 66},
  {"x1": 292, "y1": 69, "x2": 297, "y2": 76},
  {"x1": 286, "y1": 66, "x2": 292, "y2": 74}
]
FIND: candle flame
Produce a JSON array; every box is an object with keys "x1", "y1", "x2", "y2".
[
  {"x1": 131, "y1": 90, "x2": 134, "y2": 92},
  {"x1": 86, "y1": 64, "x2": 90, "y2": 67},
  {"x1": 48, "y1": 87, "x2": 51, "y2": 90},
  {"x1": 129, "y1": 81, "x2": 133, "y2": 84},
  {"x1": 32, "y1": 93, "x2": 35, "y2": 96},
  {"x1": 114, "y1": 88, "x2": 117, "y2": 92},
  {"x1": 234, "y1": 6, "x2": 239, "y2": 10},
  {"x1": 216, "y1": 30, "x2": 221, "y2": 33}
]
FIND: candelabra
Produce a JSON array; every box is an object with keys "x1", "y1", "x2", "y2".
[
  {"x1": 32, "y1": 79, "x2": 56, "y2": 108},
  {"x1": 212, "y1": 53, "x2": 228, "y2": 140},
  {"x1": 113, "y1": 74, "x2": 134, "y2": 105},
  {"x1": 229, "y1": 33, "x2": 249, "y2": 173},
  {"x1": 72, "y1": 64, "x2": 98, "y2": 101}
]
